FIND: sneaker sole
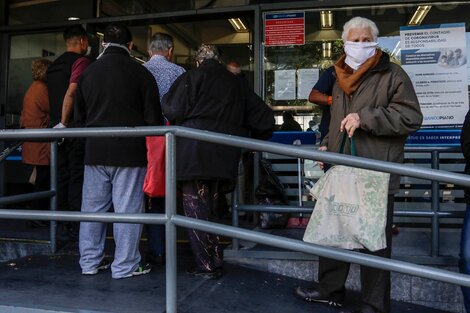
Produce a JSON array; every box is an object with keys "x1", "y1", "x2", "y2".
[
  {"x1": 82, "y1": 262, "x2": 110, "y2": 275},
  {"x1": 131, "y1": 268, "x2": 152, "y2": 276}
]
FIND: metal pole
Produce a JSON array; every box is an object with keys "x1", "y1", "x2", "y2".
[
  {"x1": 50, "y1": 141, "x2": 58, "y2": 253},
  {"x1": 231, "y1": 184, "x2": 240, "y2": 251},
  {"x1": 431, "y1": 150, "x2": 440, "y2": 257},
  {"x1": 165, "y1": 132, "x2": 177, "y2": 313}
]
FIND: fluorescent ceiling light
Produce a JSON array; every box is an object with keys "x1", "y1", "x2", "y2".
[
  {"x1": 228, "y1": 18, "x2": 248, "y2": 33},
  {"x1": 408, "y1": 5, "x2": 432, "y2": 26},
  {"x1": 320, "y1": 11, "x2": 333, "y2": 29},
  {"x1": 67, "y1": 17, "x2": 80, "y2": 21}
]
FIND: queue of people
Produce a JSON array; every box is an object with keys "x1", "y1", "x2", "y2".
[{"x1": 24, "y1": 15, "x2": 470, "y2": 313}]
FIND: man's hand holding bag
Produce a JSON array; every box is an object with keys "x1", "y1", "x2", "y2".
[{"x1": 302, "y1": 136, "x2": 390, "y2": 251}]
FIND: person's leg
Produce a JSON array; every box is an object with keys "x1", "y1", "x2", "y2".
[
  {"x1": 360, "y1": 195, "x2": 394, "y2": 313},
  {"x1": 146, "y1": 196, "x2": 165, "y2": 262},
  {"x1": 68, "y1": 138, "x2": 85, "y2": 212},
  {"x1": 296, "y1": 256, "x2": 348, "y2": 307},
  {"x1": 32, "y1": 165, "x2": 50, "y2": 208},
  {"x1": 209, "y1": 181, "x2": 224, "y2": 269},
  {"x1": 181, "y1": 180, "x2": 218, "y2": 272},
  {"x1": 79, "y1": 165, "x2": 112, "y2": 273},
  {"x1": 460, "y1": 203, "x2": 470, "y2": 313},
  {"x1": 318, "y1": 256, "x2": 350, "y2": 302},
  {"x1": 110, "y1": 166, "x2": 146, "y2": 279},
  {"x1": 67, "y1": 138, "x2": 85, "y2": 236},
  {"x1": 57, "y1": 142, "x2": 70, "y2": 212}
]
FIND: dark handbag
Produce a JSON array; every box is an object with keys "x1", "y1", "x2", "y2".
[{"x1": 256, "y1": 158, "x2": 288, "y2": 229}]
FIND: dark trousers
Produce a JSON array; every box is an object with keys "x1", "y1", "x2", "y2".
[
  {"x1": 146, "y1": 197, "x2": 165, "y2": 256},
  {"x1": 181, "y1": 180, "x2": 223, "y2": 272},
  {"x1": 32, "y1": 165, "x2": 51, "y2": 210},
  {"x1": 318, "y1": 195, "x2": 394, "y2": 313},
  {"x1": 57, "y1": 138, "x2": 85, "y2": 212}
]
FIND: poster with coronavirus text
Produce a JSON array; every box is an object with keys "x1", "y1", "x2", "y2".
[{"x1": 400, "y1": 23, "x2": 468, "y2": 131}]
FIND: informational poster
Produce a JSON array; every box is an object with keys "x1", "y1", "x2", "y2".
[
  {"x1": 265, "y1": 12, "x2": 305, "y2": 47},
  {"x1": 274, "y1": 70, "x2": 296, "y2": 100},
  {"x1": 400, "y1": 23, "x2": 468, "y2": 129},
  {"x1": 297, "y1": 68, "x2": 319, "y2": 100}
]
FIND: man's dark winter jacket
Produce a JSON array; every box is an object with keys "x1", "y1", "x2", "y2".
[
  {"x1": 75, "y1": 47, "x2": 163, "y2": 167},
  {"x1": 162, "y1": 59, "x2": 275, "y2": 181}
]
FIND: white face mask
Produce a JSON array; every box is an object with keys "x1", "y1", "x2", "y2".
[{"x1": 344, "y1": 41, "x2": 378, "y2": 70}]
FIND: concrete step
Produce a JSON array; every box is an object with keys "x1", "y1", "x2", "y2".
[{"x1": 224, "y1": 227, "x2": 465, "y2": 313}]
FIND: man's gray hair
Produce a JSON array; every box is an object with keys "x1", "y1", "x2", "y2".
[
  {"x1": 195, "y1": 44, "x2": 220, "y2": 63},
  {"x1": 149, "y1": 32, "x2": 174, "y2": 53},
  {"x1": 341, "y1": 17, "x2": 379, "y2": 42}
]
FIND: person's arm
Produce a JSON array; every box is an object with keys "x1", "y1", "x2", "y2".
[
  {"x1": 61, "y1": 57, "x2": 91, "y2": 127},
  {"x1": 142, "y1": 71, "x2": 163, "y2": 126},
  {"x1": 461, "y1": 111, "x2": 470, "y2": 161},
  {"x1": 60, "y1": 82, "x2": 77, "y2": 126},
  {"x1": 74, "y1": 82, "x2": 85, "y2": 128},
  {"x1": 309, "y1": 67, "x2": 335, "y2": 106},
  {"x1": 162, "y1": 73, "x2": 192, "y2": 125},
  {"x1": 308, "y1": 89, "x2": 332, "y2": 106}
]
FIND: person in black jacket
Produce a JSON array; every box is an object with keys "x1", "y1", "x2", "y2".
[
  {"x1": 460, "y1": 111, "x2": 470, "y2": 313},
  {"x1": 162, "y1": 44, "x2": 275, "y2": 279},
  {"x1": 279, "y1": 111, "x2": 302, "y2": 131},
  {"x1": 74, "y1": 23, "x2": 163, "y2": 279},
  {"x1": 45, "y1": 25, "x2": 91, "y2": 239}
]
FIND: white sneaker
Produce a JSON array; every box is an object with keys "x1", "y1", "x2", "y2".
[{"x1": 82, "y1": 259, "x2": 111, "y2": 275}]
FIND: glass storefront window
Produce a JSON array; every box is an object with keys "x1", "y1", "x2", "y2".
[
  {"x1": 6, "y1": 33, "x2": 62, "y2": 128},
  {"x1": 263, "y1": 3, "x2": 470, "y2": 130}
]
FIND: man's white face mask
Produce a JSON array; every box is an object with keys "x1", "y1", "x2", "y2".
[
  {"x1": 344, "y1": 41, "x2": 378, "y2": 70},
  {"x1": 85, "y1": 46, "x2": 92, "y2": 56}
]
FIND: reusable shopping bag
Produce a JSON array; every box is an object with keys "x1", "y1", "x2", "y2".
[{"x1": 302, "y1": 136, "x2": 389, "y2": 251}]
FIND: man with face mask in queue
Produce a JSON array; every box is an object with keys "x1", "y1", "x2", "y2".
[
  {"x1": 295, "y1": 17, "x2": 423, "y2": 313},
  {"x1": 45, "y1": 25, "x2": 91, "y2": 240}
]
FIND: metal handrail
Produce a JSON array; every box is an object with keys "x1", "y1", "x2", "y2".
[{"x1": 1, "y1": 126, "x2": 470, "y2": 313}]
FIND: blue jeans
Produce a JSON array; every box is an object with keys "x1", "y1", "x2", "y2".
[{"x1": 460, "y1": 203, "x2": 470, "y2": 312}]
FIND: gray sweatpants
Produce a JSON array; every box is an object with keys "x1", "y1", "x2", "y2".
[{"x1": 79, "y1": 165, "x2": 146, "y2": 278}]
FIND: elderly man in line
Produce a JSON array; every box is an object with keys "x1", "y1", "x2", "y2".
[
  {"x1": 143, "y1": 32, "x2": 186, "y2": 266},
  {"x1": 296, "y1": 16, "x2": 423, "y2": 313},
  {"x1": 162, "y1": 44, "x2": 275, "y2": 280}
]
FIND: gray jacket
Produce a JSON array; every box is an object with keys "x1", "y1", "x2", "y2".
[{"x1": 323, "y1": 52, "x2": 423, "y2": 194}]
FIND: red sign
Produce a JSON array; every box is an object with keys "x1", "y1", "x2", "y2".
[{"x1": 265, "y1": 12, "x2": 305, "y2": 46}]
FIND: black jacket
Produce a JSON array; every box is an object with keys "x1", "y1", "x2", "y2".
[
  {"x1": 75, "y1": 47, "x2": 163, "y2": 167},
  {"x1": 162, "y1": 59, "x2": 275, "y2": 181},
  {"x1": 461, "y1": 111, "x2": 470, "y2": 203},
  {"x1": 46, "y1": 51, "x2": 84, "y2": 126}
]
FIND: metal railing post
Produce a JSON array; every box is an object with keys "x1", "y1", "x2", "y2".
[
  {"x1": 231, "y1": 184, "x2": 240, "y2": 251},
  {"x1": 165, "y1": 132, "x2": 177, "y2": 313},
  {"x1": 50, "y1": 141, "x2": 58, "y2": 253},
  {"x1": 431, "y1": 150, "x2": 440, "y2": 257}
]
